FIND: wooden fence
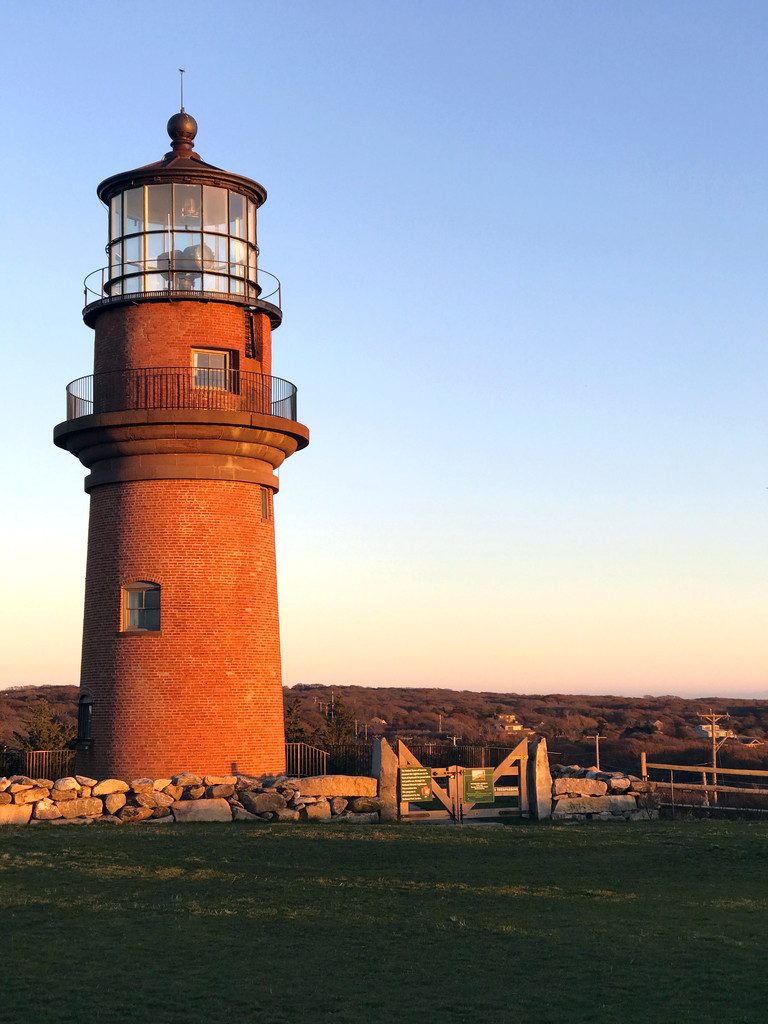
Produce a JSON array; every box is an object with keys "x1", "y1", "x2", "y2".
[{"x1": 641, "y1": 752, "x2": 768, "y2": 814}]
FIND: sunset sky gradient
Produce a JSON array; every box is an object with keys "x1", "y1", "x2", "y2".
[{"x1": 0, "y1": 2, "x2": 766, "y2": 695}]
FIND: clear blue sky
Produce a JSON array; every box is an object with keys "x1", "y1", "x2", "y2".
[{"x1": 0, "y1": 1, "x2": 766, "y2": 695}]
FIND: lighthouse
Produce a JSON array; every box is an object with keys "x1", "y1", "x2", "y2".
[{"x1": 54, "y1": 109, "x2": 309, "y2": 779}]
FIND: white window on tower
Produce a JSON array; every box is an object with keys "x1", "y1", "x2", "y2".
[
  {"x1": 121, "y1": 582, "x2": 161, "y2": 632},
  {"x1": 192, "y1": 349, "x2": 229, "y2": 390}
]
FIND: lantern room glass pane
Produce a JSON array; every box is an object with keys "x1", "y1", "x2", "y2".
[
  {"x1": 125, "y1": 235, "x2": 143, "y2": 266},
  {"x1": 203, "y1": 233, "x2": 227, "y2": 271},
  {"x1": 125, "y1": 188, "x2": 144, "y2": 233},
  {"x1": 229, "y1": 237, "x2": 246, "y2": 272},
  {"x1": 124, "y1": 273, "x2": 143, "y2": 294},
  {"x1": 203, "y1": 186, "x2": 227, "y2": 232},
  {"x1": 174, "y1": 184, "x2": 201, "y2": 228},
  {"x1": 146, "y1": 233, "x2": 166, "y2": 263},
  {"x1": 247, "y1": 200, "x2": 256, "y2": 243},
  {"x1": 110, "y1": 241, "x2": 123, "y2": 271},
  {"x1": 229, "y1": 192, "x2": 246, "y2": 238},
  {"x1": 147, "y1": 185, "x2": 172, "y2": 231},
  {"x1": 110, "y1": 194, "x2": 122, "y2": 240},
  {"x1": 203, "y1": 273, "x2": 229, "y2": 293}
]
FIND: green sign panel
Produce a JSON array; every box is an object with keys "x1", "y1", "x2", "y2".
[
  {"x1": 463, "y1": 768, "x2": 495, "y2": 804},
  {"x1": 400, "y1": 767, "x2": 433, "y2": 803}
]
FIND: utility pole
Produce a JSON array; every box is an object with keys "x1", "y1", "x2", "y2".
[
  {"x1": 698, "y1": 710, "x2": 730, "y2": 806},
  {"x1": 586, "y1": 734, "x2": 601, "y2": 770}
]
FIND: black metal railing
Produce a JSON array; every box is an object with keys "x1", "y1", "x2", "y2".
[
  {"x1": 65, "y1": 367, "x2": 298, "y2": 422},
  {"x1": 285, "y1": 742, "x2": 330, "y2": 778},
  {"x1": 83, "y1": 261, "x2": 281, "y2": 313}
]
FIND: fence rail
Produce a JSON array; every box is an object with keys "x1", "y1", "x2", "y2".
[{"x1": 641, "y1": 752, "x2": 768, "y2": 813}]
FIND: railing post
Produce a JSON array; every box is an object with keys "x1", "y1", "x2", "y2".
[{"x1": 640, "y1": 750, "x2": 647, "y2": 780}]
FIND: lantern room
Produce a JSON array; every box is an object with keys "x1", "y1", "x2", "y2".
[{"x1": 83, "y1": 111, "x2": 282, "y2": 328}]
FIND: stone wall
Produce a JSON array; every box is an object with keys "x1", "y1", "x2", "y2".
[
  {"x1": 0, "y1": 773, "x2": 382, "y2": 826},
  {"x1": 549, "y1": 765, "x2": 658, "y2": 821}
]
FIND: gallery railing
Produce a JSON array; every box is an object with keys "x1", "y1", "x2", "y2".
[{"x1": 65, "y1": 368, "x2": 298, "y2": 422}]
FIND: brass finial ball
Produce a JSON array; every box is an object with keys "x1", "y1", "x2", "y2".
[{"x1": 167, "y1": 111, "x2": 198, "y2": 145}]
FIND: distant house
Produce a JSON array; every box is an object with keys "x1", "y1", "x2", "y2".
[
  {"x1": 695, "y1": 723, "x2": 736, "y2": 740},
  {"x1": 370, "y1": 717, "x2": 388, "y2": 727},
  {"x1": 739, "y1": 737, "x2": 766, "y2": 748},
  {"x1": 496, "y1": 713, "x2": 529, "y2": 735}
]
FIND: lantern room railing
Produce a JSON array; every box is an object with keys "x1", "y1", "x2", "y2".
[
  {"x1": 65, "y1": 368, "x2": 298, "y2": 422},
  {"x1": 83, "y1": 262, "x2": 282, "y2": 316}
]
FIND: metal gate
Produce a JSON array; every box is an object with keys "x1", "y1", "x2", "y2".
[{"x1": 397, "y1": 738, "x2": 529, "y2": 822}]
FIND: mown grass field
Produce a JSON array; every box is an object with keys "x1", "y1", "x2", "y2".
[{"x1": 1, "y1": 820, "x2": 767, "y2": 1024}]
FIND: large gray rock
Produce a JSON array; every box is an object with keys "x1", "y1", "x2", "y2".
[
  {"x1": 274, "y1": 808, "x2": 300, "y2": 822},
  {"x1": 54, "y1": 777, "x2": 81, "y2": 791},
  {"x1": 629, "y1": 779, "x2": 653, "y2": 794},
  {"x1": 0, "y1": 804, "x2": 33, "y2": 825},
  {"x1": 130, "y1": 778, "x2": 155, "y2": 796},
  {"x1": 0, "y1": 777, "x2": 9, "y2": 793},
  {"x1": 553, "y1": 794, "x2": 637, "y2": 819},
  {"x1": 58, "y1": 798, "x2": 103, "y2": 819},
  {"x1": 14, "y1": 787, "x2": 48, "y2": 805},
  {"x1": 105, "y1": 793, "x2": 127, "y2": 815},
  {"x1": 334, "y1": 811, "x2": 379, "y2": 824},
  {"x1": 348, "y1": 797, "x2": 383, "y2": 814},
  {"x1": 608, "y1": 778, "x2": 631, "y2": 793},
  {"x1": 303, "y1": 798, "x2": 332, "y2": 821},
  {"x1": 75, "y1": 775, "x2": 97, "y2": 787},
  {"x1": 0, "y1": 793, "x2": 11, "y2": 805},
  {"x1": 172, "y1": 773, "x2": 202, "y2": 788},
  {"x1": 9, "y1": 782, "x2": 35, "y2": 793},
  {"x1": 185, "y1": 785, "x2": 206, "y2": 800},
  {"x1": 119, "y1": 805, "x2": 154, "y2": 823},
  {"x1": 33, "y1": 799, "x2": 63, "y2": 821},
  {"x1": 92, "y1": 779, "x2": 129, "y2": 796},
  {"x1": 240, "y1": 791, "x2": 286, "y2": 815},
  {"x1": 330, "y1": 798, "x2": 348, "y2": 815},
  {"x1": 50, "y1": 788, "x2": 77, "y2": 802},
  {"x1": 152, "y1": 778, "x2": 172, "y2": 791},
  {"x1": 553, "y1": 778, "x2": 609, "y2": 797},
  {"x1": 297, "y1": 775, "x2": 378, "y2": 798},
  {"x1": 528, "y1": 735, "x2": 553, "y2": 820},
  {"x1": 172, "y1": 798, "x2": 232, "y2": 823},
  {"x1": 208, "y1": 784, "x2": 235, "y2": 799},
  {"x1": 204, "y1": 775, "x2": 237, "y2": 787},
  {"x1": 232, "y1": 807, "x2": 260, "y2": 822},
  {"x1": 372, "y1": 737, "x2": 398, "y2": 822}
]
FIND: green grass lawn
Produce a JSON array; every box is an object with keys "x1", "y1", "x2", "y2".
[{"x1": 1, "y1": 820, "x2": 767, "y2": 1024}]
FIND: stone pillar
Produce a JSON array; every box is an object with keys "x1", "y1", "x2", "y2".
[
  {"x1": 527, "y1": 735, "x2": 553, "y2": 820},
  {"x1": 372, "y1": 738, "x2": 398, "y2": 822}
]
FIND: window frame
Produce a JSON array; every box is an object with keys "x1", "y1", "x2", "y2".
[
  {"x1": 121, "y1": 581, "x2": 161, "y2": 633},
  {"x1": 192, "y1": 348, "x2": 231, "y2": 391}
]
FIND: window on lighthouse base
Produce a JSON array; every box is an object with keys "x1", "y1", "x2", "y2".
[{"x1": 122, "y1": 582, "x2": 161, "y2": 632}]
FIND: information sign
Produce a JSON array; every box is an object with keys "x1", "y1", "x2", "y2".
[
  {"x1": 463, "y1": 768, "x2": 495, "y2": 804},
  {"x1": 399, "y1": 767, "x2": 433, "y2": 803}
]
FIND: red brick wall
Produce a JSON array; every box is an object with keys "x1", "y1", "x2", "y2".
[
  {"x1": 92, "y1": 303, "x2": 272, "y2": 378},
  {"x1": 77, "y1": 479, "x2": 286, "y2": 779}
]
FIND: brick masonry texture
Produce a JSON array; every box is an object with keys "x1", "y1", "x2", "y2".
[
  {"x1": 92, "y1": 302, "x2": 272, "y2": 378},
  {"x1": 78, "y1": 478, "x2": 287, "y2": 779}
]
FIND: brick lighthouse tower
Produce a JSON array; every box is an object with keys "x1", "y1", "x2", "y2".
[{"x1": 54, "y1": 108, "x2": 308, "y2": 779}]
